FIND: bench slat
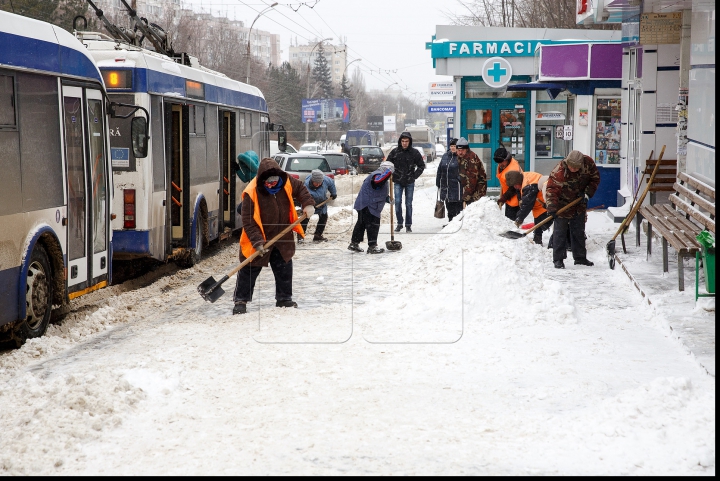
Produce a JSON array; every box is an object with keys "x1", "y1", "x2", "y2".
[
  {"x1": 643, "y1": 168, "x2": 677, "y2": 175},
  {"x1": 671, "y1": 195, "x2": 716, "y2": 233},
  {"x1": 657, "y1": 204, "x2": 704, "y2": 234},
  {"x1": 678, "y1": 171, "x2": 716, "y2": 198},
  {"x1": 657, "y1": 205, "x2": 703, "y2": 248},
  {"x1": 640, "y1": 204, "x2": 701, "y2": 251},
  {"x1": 648, "y1": 185, "x2": 676, "y2": 191},
  {"x1": 646, "y1": 176, "x2": 677, "y2": 184},
  {"x1": 673, "y1": 182, "x2": 716, "y2": 216},
  {"x1": 646, "y1": 159, "x2": 678, "y2": 166}
]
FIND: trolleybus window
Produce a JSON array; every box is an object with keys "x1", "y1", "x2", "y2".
[
  {"x1": 0, "y1": 74, "x2": 16, "y2": 127},
  {"x1": 88, "y1": 98, "x2": 108, "y2": 254},
  {"x1": 64, "y1": 96, "x2": 86, "y2": 261},
  {"x1": 151, "y1": 95, "x2": 165, "y2": 192},
  {"x1": 0, "y1": 74, "x2": 22, "y2": 216}
]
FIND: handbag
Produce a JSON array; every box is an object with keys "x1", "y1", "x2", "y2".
[{"x1": 434, "y1": 191, "x2": 445, "y2": 219}]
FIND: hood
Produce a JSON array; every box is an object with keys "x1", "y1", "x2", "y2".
[
  {"x1": 257, "y1": 157, "x2": 287, "y2": 184},
  {"x1": 397, "y1": 131, "x2": 413, "y2": 149}
]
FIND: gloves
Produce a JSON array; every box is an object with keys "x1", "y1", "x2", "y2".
[
  {"x1": 386, "y1": 195, "x2": 391, "y2": 204},
  {"x1": 331, "y1": 194, "x2": 337, "y2": 200},
  {"x1": 303, "y1": 205, "x2": 314, "y2": 218},
  {"x1": 547, "y1": 209, "x2": 557, "y2": 217},
  {"x1": 255, "y1": 243, "x2": 268, "y2": 256},
  {"x1": 581, "y1": 193, "x2": 589, "y2": 204},
  {"x1": 514, "y1": 220, "x2": 522, "y2": 228}
]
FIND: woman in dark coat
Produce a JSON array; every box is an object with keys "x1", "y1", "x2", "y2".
[{"x1": 435, "y1": 138, "x2": 463, "y2": 221}]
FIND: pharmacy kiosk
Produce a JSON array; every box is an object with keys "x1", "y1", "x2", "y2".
[{"x1": 429, "y1": 26, "x2": 623, "y2": 207}]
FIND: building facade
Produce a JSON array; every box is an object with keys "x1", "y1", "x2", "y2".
[{"x1": 289, "y1": 39, "x2": 348, "y2": 84}]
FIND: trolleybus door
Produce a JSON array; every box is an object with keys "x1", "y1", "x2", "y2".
[
  {"x1": 85, "y1": 89, "x2": 109, "y2": 285},
  {"x1": 167, "y1": 103, "x2": 190, "y2": 247},
  {"x1": 63, "y1": 86, "x2": 90, "y2": 290},
  {"x1": 219, "y1": 110, "x2": 235, "y2": 230}
]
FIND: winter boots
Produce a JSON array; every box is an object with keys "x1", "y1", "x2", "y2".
[
  {"x1": 276, "y1": 300, "x2": 298, "y2": 308},
  {"x1": 233, "y1": 302, "x2": 247, "y2": 315},
  {"x1": 367, "y1": 245, "x2": 385, "y2": 254},
  {"x1": 347, "y1": 242, "x2": 364, "y2": 253},
  {"x1": 394, "y1": 225, "x2": 402, "y2": 233},
  {"x1": 313, "y1": 235, "x2": 329, "y2": 243},
  {"x1": 406, "y1": 226, "x2": 412, "y2": 233},
  {"x1": 574, "y1": 258, "x2": 594, "y2": 266},
  {"x1": 553, "y1": 260, "x2": 565, "y2": 269}
]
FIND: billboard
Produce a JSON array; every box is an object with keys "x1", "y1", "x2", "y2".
[
  {"x1": 383, "y1": 115, "x2": 396, "y2": 132},
  {"x1": 302, "y1": 98, "x2": 350, "y2": 123},
  {"x1": 367, "y1": 116, "x2": 383, "y2": 130}
]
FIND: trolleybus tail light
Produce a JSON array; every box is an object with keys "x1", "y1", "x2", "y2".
[
  {"x1": 359, "y1": 156, "x2": 364, "y2": 164},
  {"x1": 124, "y1": 189, "x2": 136, "y2": 229}
]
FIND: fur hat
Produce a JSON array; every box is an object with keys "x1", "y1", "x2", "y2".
[
  {"x1": 565, "y1": 150, "x2": 585, "y2": 169},
  {"x1": 310, "y1": 169, "x2": 324, "y2": 183},
  {"x1": 505, "y1": 170, "x2": 524, "y2": 187},
  {"x1": 493, "y1": 147, "x2": 511, "y2": 162},
  {"x1": 449, "y1": 138, "x2": 458, "y2": 146}
]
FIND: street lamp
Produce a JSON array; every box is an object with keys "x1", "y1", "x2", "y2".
[
  {"x1": 342, "y1": 58, "x2": 362, "y2": 81},
  {"x1": 305, "y1": 37, "x2": 332, "y2": 142},
  {"x1": 245, "y1": 2, "x2": 278, "y2": 84}
]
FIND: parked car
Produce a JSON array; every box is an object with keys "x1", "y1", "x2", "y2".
[
  {"x1": 270, "y1": 140, "x2": 297, "y2": 156},
  {"x1": 299, "y1": 143, "x2": 322, "y2": 153},
  {"x1": 349, "y1": 145, "x2": 385, "y2": 174},
  {"x1": 414, "y1": 142, "x2": 436, "y2": 162},
  {"x1": 435, "y1": 143, "x2": 446, "y2": 157},
  {"x1": 414, "y1": 146, "x2": 427, "y2": 163},
  {"x1": 273, "y1": 153, "x2": 334, "y2": 183},
  {"x1": 320, "y1": 151, "x2": 355, "y2": 175}
]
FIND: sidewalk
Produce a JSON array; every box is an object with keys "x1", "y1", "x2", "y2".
[{"x1": 587, "y1": 212, "x2": 716, "y2": 376}]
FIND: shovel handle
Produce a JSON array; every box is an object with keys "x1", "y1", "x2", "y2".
[
  {"x1": 389, "y1": 177, "x2": 396, "y2": 242},
  {"x1": 522, "y1": 197, "x2": 583, "y2": 236}
]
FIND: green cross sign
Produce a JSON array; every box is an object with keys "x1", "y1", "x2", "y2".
[{"x1": 487, "y1": 62, "x2": 507, "y2": 82}]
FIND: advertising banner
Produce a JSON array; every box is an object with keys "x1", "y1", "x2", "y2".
[
  {"x1": 302, "y1": 98, "x2": 350, "y2": 123},
  {"x1": 383, "y1": 115, "x2": 396, "y2": 132},
  {"x1": 367, "y1": 116, "x2": 383, "y2": 130},
  {"x1": 429, "y1": 81, "x2": 456, "y2": 99}
]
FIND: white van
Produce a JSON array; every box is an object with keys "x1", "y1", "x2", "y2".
[{"x1": 270, "y1": 140, "x2": 298, "y2": 156}]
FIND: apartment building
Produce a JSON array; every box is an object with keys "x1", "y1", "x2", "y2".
[{"x1": 288, "y1": 38, "x2": 348, "y2": 84}]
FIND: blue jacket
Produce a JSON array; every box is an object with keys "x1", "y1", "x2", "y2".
[
  {"x1": 354, "y1": 167, "x2": 391, "y2": 217},
  {"x1": 436, "y1": 151, "x2": 462, "y2": 202},
  {"x1": 303, "y1": 175, "x2": 337, "y2": 215}
]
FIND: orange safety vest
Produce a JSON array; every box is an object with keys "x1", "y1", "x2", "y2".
[
  {"x1": 498, "y1": 158, "x2": 522, "y2": 207},
  {"x1": 239, "y1": 178, "x2": 304, "y2": 258},
  {"x1": 521, "y1": 171, "x2": 548, "y2": 218}
]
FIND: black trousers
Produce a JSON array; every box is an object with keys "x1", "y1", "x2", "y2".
[
  {"x1": 532, "y1": 211, "x2": 552, "y2": 245},
  {"x1": 300, "y1": 212, "x2": 328, "y2": 238},
  {"x1": 504, "y1": 204, "x2": 520, "y2": 221},
  {"x1": 351, "y1": 207, "x2": 381, "y2": 247},
  {"x1": 445, "y1": 201, "x2": 463, "y2": 221},
  {"x1": 233, "y1": 247, "x2": 293, "y2": 303},
  {"x1": 552, "y1": 213, "x2": 587, "y2": 262}
]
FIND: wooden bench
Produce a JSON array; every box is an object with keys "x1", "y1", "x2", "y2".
[
  {"x1": 644, "y1": 158, "x2": 678, "y2": 204},
  {"x1": 637, "y1": 172, "x2": 716, "y2": 291}
]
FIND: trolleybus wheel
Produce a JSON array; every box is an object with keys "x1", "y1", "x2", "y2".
[{"x1": 14, "y1": 245, "x2": 53, "y2": 346}]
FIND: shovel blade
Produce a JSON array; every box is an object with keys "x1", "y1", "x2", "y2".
[
  {"x1": 499, "y1": 230, "x2": 525, "y2": 239},
  {"x1": 198, "y1": 276, "x2": 225, "y2": 303},
  {"x1": 606, "y1": 239, "x2": 616, "y2": 256},
  {"x1": 385, "y1": 240, "x2": 402, "y2": 251}
]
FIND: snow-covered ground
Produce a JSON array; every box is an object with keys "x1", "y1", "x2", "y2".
[{"x1": 0, "y1": 163, "x2": 714, "y2": 475}]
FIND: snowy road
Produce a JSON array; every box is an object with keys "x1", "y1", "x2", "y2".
[{"x1": 0, "y1": 164, "x2": 714, "y2": 475}]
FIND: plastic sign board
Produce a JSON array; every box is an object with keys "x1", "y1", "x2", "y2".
[
  {"x1": 429, "y1": 81, "x2": 456, "y2": 98},
  {"x1": 383, "y1": 115, "x2": 396, "y2": 132},
  {"x1": 430, "y1": 40, "x2": 549, "y2": 59},
  {"x1": 429, "y1": 105, "x2": 456, "y2": 113},
  {"x1": 481, "y1": 57, "x2": 513, "y2": 89},
  {"x1": 302, "y1": 98, "x2": 350, "y2": 123},
  {"x1": 563, "y1": 125, "x2": 574, "y2": 140}
]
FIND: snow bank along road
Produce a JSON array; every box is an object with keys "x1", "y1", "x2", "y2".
[{"x1": 0, "y1": 165, "x2": 714, "y2": 475}]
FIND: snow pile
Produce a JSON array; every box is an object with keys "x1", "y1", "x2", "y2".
[{"x1": 361, "y1": 198, "x2": 577, "y2": 341}]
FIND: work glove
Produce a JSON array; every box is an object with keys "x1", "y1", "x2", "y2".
[
  {"x1": 514, "y1": 220, "x2": 522, "y2": 228},
  {"x1": 255, "y1": 243, "x2": 268, "y2": 256},
  {"x1": 497, "y1": 199, "x2": 504, "y2": 208},
  {"x1": 303, "y1": 205, "x2": 314, "y2": 218},
  {"x1": 581, "y1": 193, "x2": 590, "y2": 205},
  {"x1": 547, "y1": 209, "x2": 557, "y2": 217},
  {"x1": 331, "y1": 194, "x2": 337, "y2": 200}
]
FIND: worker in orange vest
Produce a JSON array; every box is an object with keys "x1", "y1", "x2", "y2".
[
  {"x1": 504, "y1": 170, "x2": 552, "y2": 246},
  {"x1": 233, "y1": 158, "x2": 315, "y2": 315},
  {"x1": 494, "y1": 147, "x2": 523, "y2": 220}
]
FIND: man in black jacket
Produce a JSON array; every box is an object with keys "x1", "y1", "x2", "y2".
[{"x1": 387, "y1": 131, "x2": 425, "y2": 233}]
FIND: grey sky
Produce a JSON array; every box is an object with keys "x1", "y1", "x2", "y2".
[{"x1": 187, "y1": 0, "x2": 455, "y2": 101}]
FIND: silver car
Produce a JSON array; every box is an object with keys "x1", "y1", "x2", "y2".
[{"x1": 273, "y1": 153, "x2": 335, "y2": 183}]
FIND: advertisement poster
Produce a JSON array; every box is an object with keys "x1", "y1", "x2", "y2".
[
  {"x1": 301, "y1": 98, "x2": 350, "y2": 123},
  {"x1": 579, "y1": 109, "x2": 588, "y2": 126},
  {"x1": 594, "y1": 98, "x2": 621, "y2": 165}
]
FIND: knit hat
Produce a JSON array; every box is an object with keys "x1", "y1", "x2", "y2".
[
  {"x1": 505, "y1": 170, "x2": 524, "y2": 187},
  {"x1": 380, "y1": 161, "x2": 395, "y2": 173},
  {"x1": 565, "y1": 150, "x2": 584, "y2": 169},
  {"x1": 237, "y1": 150, "x2": 259, "y2": 169},
  {"x1": 493, "y1": 147, "x2": 510, "y2": 162},
  {"x1": 449, "y1": 138, "x2": 458, "y2": 146},
  {"x1": 310, "y1": 169, "x2": 324, "y2": 183},
  {"x1": 456, "y1": 137, "x2": 469, "y2": 148}
]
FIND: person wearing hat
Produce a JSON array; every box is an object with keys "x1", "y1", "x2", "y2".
[
  {"x1": 233, "y1": 150, "x2": 260, "y2": 183},
  {"x1": 504, "y1": 170, "x2": 551, "y2": 246},
  {"x1": 386, "y1": 131, "x2": 425, "y2": 233},
  {"x1": 545, "y1": 150, "x2": 601, "y2": 269},
  {"x1": 232, "y1": 157, "x2": 315, "y2": 315},
  {"x1": 348, "y1": 161, "x2": 394, "y2": 254},
  {"x1": 455, "y1": 137, "x2": 487, "y2": 206},
  {"x1": 435, "y1": 138, "x2": 464, "y2": 222},
  {"x1": 300, "y1": 169, "x2": 337, "y2": 243},
  {"x1": 494, "y1": 147, "x2": 523, "y2": 220}
]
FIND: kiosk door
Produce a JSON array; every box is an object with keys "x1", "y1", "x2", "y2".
[{"x1": 461, "y1": 99, "x2": 529, "y2": 188}]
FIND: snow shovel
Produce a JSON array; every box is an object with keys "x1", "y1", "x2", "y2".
[
  {"x1": 198, "y1": 198, "x2": 330, "y2": 302},
  {"x1": 499, "y1": 197, "x2": 583, "y2": 239},
  {"x1": 386, "y1": 177, "x2": 402, "y2": 251},
  {"x1": 606, "y1": 145, "x2": 665, "y2": 270}
]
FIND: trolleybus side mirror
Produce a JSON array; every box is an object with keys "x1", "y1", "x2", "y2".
[
  {"x1": 131, "y1": 117, "x2": 149, "y2": 158},
  {"x1": 277, "y1": 126, "x2": 287, "y2": 153}
]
